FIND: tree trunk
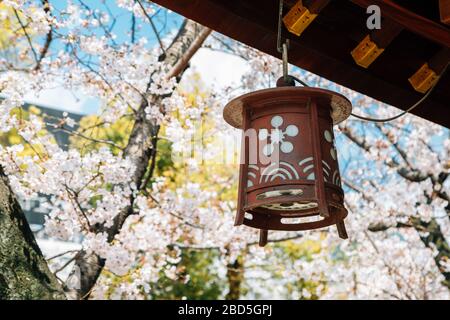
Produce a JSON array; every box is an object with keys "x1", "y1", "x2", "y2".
[
  {"x1": 0, "y1": 166, "x2": 65, "y2": 299},
  {"x1": 225, "y1": 253, "x2": 245, "y2": 300},
  {"x1": 411, "y1": 217, "x2": 450, "y2": 289},
  {"x1": 70, "y1": 19, "x2": 212, "y2": 299}
]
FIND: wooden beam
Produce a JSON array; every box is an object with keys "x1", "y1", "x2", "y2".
[
  {"x1": 284, "y1": 0, "x2": 330, "y2": 13},
  {"x1": 303, "y1": 0, "x2": 330, "y2": 14},
  {"x1": 428, "y1": 47, "x2": 450, "y2": 72},
  {"x1": 351, "y1": 18, "x2": 402, "y2": 68},
  {"x1": 409, "y1": 48, "x2": 450, "y2": 93},
  {"x1": 351, "y1": 0, "x2": 450, "y2": 48},
  {"x1": 370, "y1": 18, "x2": 402, "y2": 48},
  {"x1": 440, "y1": 0, "x2": 450, "y2": 25},
  {"x1": 282, "y1": 0, "x2": 330, "y2": 36}
]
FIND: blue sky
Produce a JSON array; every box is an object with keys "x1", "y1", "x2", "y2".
[{"x1": 50, "y1": 1, "x2": 184, "y2": 49}]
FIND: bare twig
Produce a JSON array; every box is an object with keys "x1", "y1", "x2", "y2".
[
  {"x1": 136, "y1": 0, "x2": 165, "y2": 54},
  {"x1": 13, "y1": 8, "x2": 39, "y2": 63},
  {"x1": 53, "y1": 125, "x2": 124, "y2": 150},
  {"x1": 47, "y1": 250, "x2": 80, "y2": 261},
  {"x1": 54, "y1": 256, "x2": 76, "y2": 275},
  {"x1": 34, "y1": 0, "x2": 53, "y2": 71}
]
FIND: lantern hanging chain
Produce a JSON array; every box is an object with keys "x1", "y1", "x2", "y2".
[
  {"x1": 350, "y1": 62, "x2": 449, "y2": 123},
  {"x1": 282, "y1": 42, "x2": 289, "y2": 81},
  {"x1": 277, "y1": 0, "x2": 309, "y2": 86},
  {"x1": 277, "y1": 0, "x2": 289, "y2": 82},
  {"x1": 276, "y1": 0, "x2": 283, "y2": 53}
]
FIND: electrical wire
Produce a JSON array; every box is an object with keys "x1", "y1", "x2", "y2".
[
  {"x1": 349, "y1": 62, "x2": 449, "y2": 123},
  {"x1": 289, "y1": 75, "x2": 310, "y2": 88},
  {"x1": 290, "y1": 63, "x2": 448, "y2": 123}
]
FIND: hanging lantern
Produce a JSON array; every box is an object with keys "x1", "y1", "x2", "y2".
[{"x1": 223, "y1": 84, "x2": 352, "y2": 246}]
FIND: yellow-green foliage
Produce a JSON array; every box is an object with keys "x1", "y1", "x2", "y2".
[
  {"x1": 0, "y1": 3, "x2": 38, "y2": 54},
  {"x1": 150, "y1": 249, "x2": 225, "y2": 300},
  {"x1": 0, "y1": 106, "x2": 54, "y2": 161},
  {"x1": 70, "y1": 115, "x2": 134, "y2": 156},
  {"x1": 0, "y1": 3, "x2": 21, "y2": 50},
  {"x1": 278, "y1": 237, "x2": 323, "y2": 261},
  {"x1": 271, "y1": 237, "x2": 328, "y2": 299},
  {"x1": 161, "y1": 90, "x2": 239, "y2": 203}
]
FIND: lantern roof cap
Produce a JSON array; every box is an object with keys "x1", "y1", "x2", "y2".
[{"x1": 223, "y1": 86, "x2": 352, "y2": 129}]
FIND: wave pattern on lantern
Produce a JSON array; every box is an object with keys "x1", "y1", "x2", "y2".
[
  {"x1": 298, "y1": 157, "x2": 315, "y2": 180},
  {"x1": 247, "y1": 164, "x2": 259, "y2": 187},
  {"x1": 259, "y1": 161, "x2": 299, "y2": 183},
  {"x1": 332, "y1": 170, "x2": 341, "y2": 186},
  {"x1": 322, "y1": 160, "x2": 331, "y2": 182}
]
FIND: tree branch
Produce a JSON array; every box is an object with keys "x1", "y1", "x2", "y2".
[
  {"x1": 345, "y1": 175, "x2": 450, "y2": 290},
  {"x1": 13, "y1": 8, "x2": 39, "y2": 65},
  {"x1": 34, "y1": 0, "x2": 53, "y2": 71}
]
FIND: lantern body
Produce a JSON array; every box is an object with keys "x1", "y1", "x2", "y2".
[{"x1": 223, "y1": 87, "x2": 352, "y2": 243}]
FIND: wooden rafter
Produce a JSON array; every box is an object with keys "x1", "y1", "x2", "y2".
[
  {"x1": 351, "y1": 18, "x2": 403, "y2": 68},
  {"x1": 409, "y1": 48, "x2": 450, "y2": 93},
  {"x1": 440, "y1": 0, "x2": 450, "y2": 25},
  {"x1": 351, "y1": 0, "x2": 450, "y2": 48}
]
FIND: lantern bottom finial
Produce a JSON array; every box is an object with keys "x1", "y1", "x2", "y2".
[
  {"x1": 336, "y1": 221, "x2": 348, "y2": 239},
  {"x1": 259, "y1": 229, "x2": 268, "y2": 247}
]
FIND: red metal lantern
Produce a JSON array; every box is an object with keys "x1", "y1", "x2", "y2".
[{"x1": 223, "y1": 85, "x2": 352, "y2": 246}]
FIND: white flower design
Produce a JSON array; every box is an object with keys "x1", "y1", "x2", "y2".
[{"x1": 259, "y1": 116, "x2": 299, "y2": 156}]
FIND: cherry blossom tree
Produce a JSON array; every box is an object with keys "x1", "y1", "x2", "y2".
[{"x1": 0, "y1": 0, "x2": 216, "y2": 299}]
